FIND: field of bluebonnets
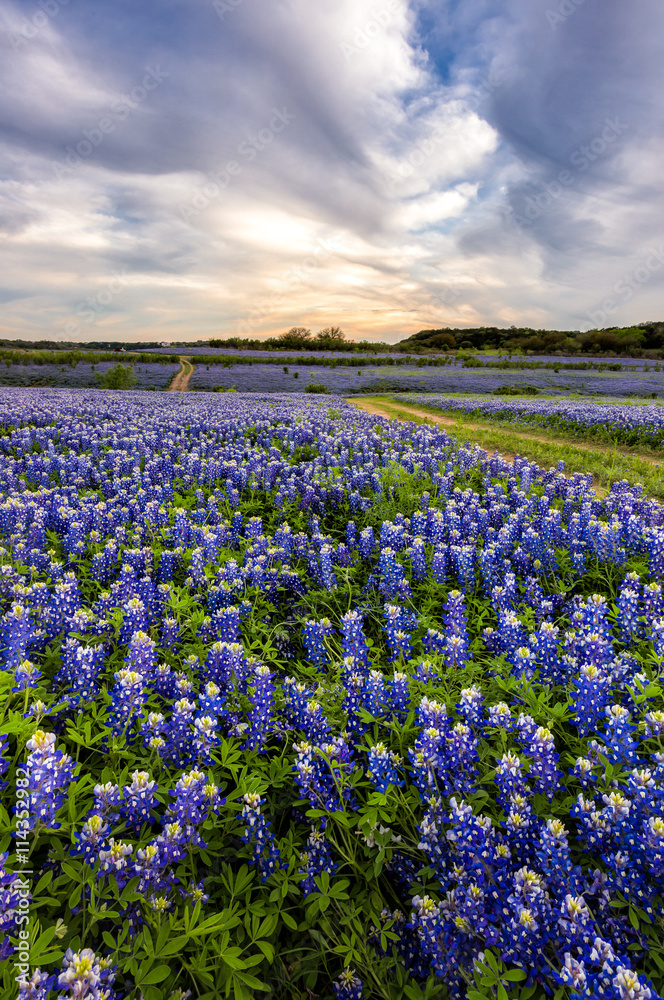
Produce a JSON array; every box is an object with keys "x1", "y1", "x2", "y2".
[
  {"x1": 1, "y1": 387, "x2": 664, "y2": 1000},
  {"x1": 0, "y1": 363, "x2": 179, "y2": 391},
  {"x1": 189, "y1": 362, "x2": 664, "y2": 397},
  {"x1": 402, "y1": 396, "x2": 664, "y2": 451}
]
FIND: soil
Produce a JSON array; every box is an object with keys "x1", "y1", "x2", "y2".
[
  {"x1": 348, "y1": 398, "x2": 664, "y2": 470},
  {"x1": 168, "y1": 357, "x2": 194, "y2": 391}
]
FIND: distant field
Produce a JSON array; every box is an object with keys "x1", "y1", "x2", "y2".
[
  {"x1": 188, "y1": 361, "x2": 664, "y2": 395},
  {"x1": 0, "y1": 361, "x2": 180, "y2": 389}
]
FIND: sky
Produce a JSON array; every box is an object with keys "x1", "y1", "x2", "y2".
[{"x1": 0, "y1": 0, "x2": 662, "y2": 344}]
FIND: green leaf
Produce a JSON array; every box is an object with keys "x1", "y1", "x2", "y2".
[
  {"x1": 502, "y1": 969, "x2": 527, "y2": 982},
  {"x1": 281, "y1": 911, "x2": 297, "y2": 930},
  {"x1": 139, "y1": 965, "x2": 171, "y2": 985}
]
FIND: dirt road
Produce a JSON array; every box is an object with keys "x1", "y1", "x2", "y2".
[
  {"x1": 168, "y1": 357, "x2": 194, "y2": 391},
  {"x1": 348, "y1": 397, "x2": 664, "y2": 471},
  {"x1": 347, "y1": 397, "x2": 519, "y2": 464}
]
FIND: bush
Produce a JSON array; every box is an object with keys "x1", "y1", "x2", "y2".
[
  {"x1": 94, "y1": 364, "x2": 138, "y2": 390},
  {"x1": 304, "y1": 382, "x2": 330, "y2": 394},
  {"x1": 493, "y1": 384, "x2": 540, "y2": 395}
]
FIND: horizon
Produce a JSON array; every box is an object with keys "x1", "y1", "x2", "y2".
[{"x1": 0, "y1": 1, "x2": 662, "y2": 342}]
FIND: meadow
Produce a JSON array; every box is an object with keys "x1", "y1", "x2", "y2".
[
  {"x1": 188, "y1": 362, "x2": 664, "y2": 396},
  {"x1": 0, "y1": 363, "x2": 179, "y2": 391},
  {"x1": 0, "y1": 387, "x2": 662, "y2": 1000},
  {"x1": 401, "y1": 396, "x2": 664, "y2": 450}
]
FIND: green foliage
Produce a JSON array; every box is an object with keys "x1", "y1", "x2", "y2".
[
  {"x1": 492, "y1": 385, "x2": 540, "y2": 395},
  {"x1": 94, "y1": 364, "x2": 138, "y2": 389}
]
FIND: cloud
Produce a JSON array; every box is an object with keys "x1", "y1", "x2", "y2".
[{"x1": 0, "y1": 0, "x2": 662, "y2": 341}]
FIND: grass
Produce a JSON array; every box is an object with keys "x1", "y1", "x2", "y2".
[{"x1": 350, "y1": 395, "x2": 664, "y2": 499}]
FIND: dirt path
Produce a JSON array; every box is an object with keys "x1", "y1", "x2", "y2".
[
  {"x1": 168, "y1": 356, "x2": 194, "y2": 391},
  {"x1": 349, "y1": 397, "x2": 519, "y2": 464},
  {"x1": 349, "y1": 397, "x2": 664, "y2": 470}
]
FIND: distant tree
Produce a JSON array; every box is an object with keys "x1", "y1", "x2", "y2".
[
  {"x1": 315, "y1": 327, "x2": 345, "y2": 342},
  {"x1": 94, "y1": 363, "x2": 137, "y2": 389},
  {"x1": 279, "y1": 327, "x2": 311, "y2": 342}
]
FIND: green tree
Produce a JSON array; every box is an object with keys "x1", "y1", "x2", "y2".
[
  {"x1": 315, "y1": 326, "x2": 345, "y2": 343},
  {"x1": 94, "y1": 363, "x2": 137, "y2": 389}
]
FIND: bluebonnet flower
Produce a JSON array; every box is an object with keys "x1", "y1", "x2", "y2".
[
  {"x1": 24, "y1": 729, "x2": 75, "y2": 830},
  {"x1": 408, "y1": 537, "x2": 427, "y2": 580},
  {"x1": 332, "y1": 969, "x2": 363, "y2": 1000},
  {"x1": 643, "y1": 710, "x2": 664, "y2": 738},
  {"x1": 595, "y1": 705, "x2": 639, "y2": 768},
  {"x1": 422, "y1": 628, "x2": 446, "y2": 656},
  {"x1": 509, "y1": 645, "x2": 538, "y2": 681},
  {"x1": 571, "y1": 664, "x2": 611, "y2": 737},
  {"x1": 293, "y1": 738, "x2": 354, "y2": 811},
  {"x1": 56, "y1": 948, "x2": 117, "y2": 999},
  {"x1": 298, "y1": 825, "x2": 337, "y2": 896},
  {"x1": 107, "y1": 669, "x2": 145, "y2": 740},
  {"x1": 537, "y1": 818, "x2": 580, "y2": 893},
  {"x1": 302, "y1": 617, "x2": 335, "y2": 670},
  {"x1": 239, "y1": 792, "x2": 282, "y2": 882},
  {"x1": 340, "y1": 610, "x2": 371, "y2": 671},
  {"x1": 363, "y1": 669, "x2": 387, "y2": 717},
  {"x1": 191, "y1": 714, "x2": 219, "y2": 764},
  {"x1": 376, "y1": 547, "x2": 412, "y2": 600},
  {"x1": 523, "y1": 726, "x2": 561, "y2": 800},
  {"x1": 358, "y1": 526, "x2": 375, "y2": 560},
  {"x1": 495, "y1": 751, "x2": 529, "y2": 807},
  {"x1": 12, "y1": 659, "x2": 42, "y2": 692},
  {"x1": 71, "y1": 813, "x2": 110, "y2": 863},
  {"x1": 16, "y1": 969, "x2": 57, "y2": 999},
  {"x1": 642, "y1": 581, "x2": 663, "y2": 621},
  {"x1": 383, "y1": 604, "x2": 418, "y2": 662},
  {"x1": 367, "y1": 743, "x2": 403, "y2": 793},
  {"x1": 120, "y1": 770, "x2": 159, "y2": 831},
  {"x1": 160, "y1": 616, "x2": 180, "y2": 649},
  {"x1": 342, "y1": 671, "x2": 367, "y2": 735},
  {"x1": 386, "y1": 670, "x2": 410, "y2": 719},
  {"x1": 153, "y1": 661, "x2": 176, "y2": 698},
  {"x1": 1, "y1": 603, "x2": 35, "y2": 671},
  {"x1": 92, "y1": 781, "x2": 122, "y2": 822},
  {"x1": 618, "y1": 582, "x2": 642, "y2": 645},
  {"x1": 119, "y1": 596, "x2": 148, "y2": 642},
  {"x1": 529, "y1": 621, "x2": 564, "y2": 686},
  {"x1": 572, "y1": 756, "x2": 596, "y2": 789},
  {"x1": 163, "y1": 698, "x2": 197, "y2": 768},
  {"x1": 125, "y1": 630, "x2": 157, "y2": 676},
  {"x1": 457, "y1": 686, "x2": 484, "y2": 727},
  {"x1": 408, "y1": 726, "x2": 445, "y2": 800},
  {"x1": 244, "y1": 664, "x2": 275, "y2": 751},
  {"x1": 413, "y1": 658, "x2": 441, "y2": 684},
  {"x1": 167, "y1": 770, "x2": 223, "y2": 848}
]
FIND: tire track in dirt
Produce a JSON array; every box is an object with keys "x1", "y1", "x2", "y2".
[{"x1": 168, "y1": 357, "x2": 194, "y2": 391}]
